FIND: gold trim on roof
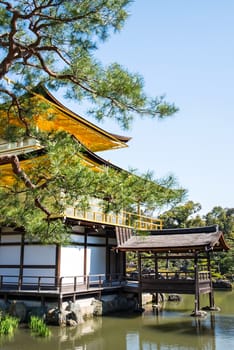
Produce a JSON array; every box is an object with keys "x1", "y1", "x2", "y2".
[
  {"x1": 0, "y1": 87, "x2": 130, "y2": 184},
  {"x1": 31, "y1": 90, "x2": 129, "y2": 152}
]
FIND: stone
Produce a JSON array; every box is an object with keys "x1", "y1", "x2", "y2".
[
  {"x1": 202, "y1": 305, "x2": 221, "y2": 312},
  {"x1": 92, "y1": 294, "x2": 137, "y2": 316},
  {"x1": 190, "y1": 310, "x2": 207, "y2": 317},
  {"x1": 0, "y1": 300, "x2": 10, "y2": 313},
  {"x1": 46, "y1": 307, "x2": 64, "y2": 326},
  {"x1": 213, "y1": 279, "x2": 232, "y2": 289},
  {"x1": 27, "y1": 306, "x2": 47, "y2": 323},
  {"x1": 167, "y1": 294, "x2": 182, "y2": 302},
  {"x1": 8, "y1": 301, "x2": 27, "y2": 322},
  {"x1": 65, "y1": 301, "x2": 84, "y2": 324},
  {"x1": 66, "y1": 318, "x2": 78, "y2": 327},
  {"x1": 92, "y1": 299, "x2": 103, "y2": 316}
]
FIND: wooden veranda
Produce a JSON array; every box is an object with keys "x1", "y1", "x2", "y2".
[
  {"x1": 0, "y1": 273, "x2": 126, "y2": 308},
  {"x1": 116, "y1": 225, "x2": 229, "y2": 315}
]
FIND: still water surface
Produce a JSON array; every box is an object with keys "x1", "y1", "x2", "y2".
[{"x1": 0, "y1": 291, "x2": 233, "y2": 350}]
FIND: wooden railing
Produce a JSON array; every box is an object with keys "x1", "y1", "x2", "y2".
[
  {"x1": 0, "y1": 271, "x2": 212, "y2": 296},
  {"x1": 131, "y1": 270, "x2": 212, "y2": 295},
  {"x1": 0, "y1": 273, "x2": 126, "y2": 293},
  {"x1": 198, "y1": 271, "x2": 211, "y2": 281},
  {"x1": 128, "y1": 270, "x2": 211, "y2": 282},
  {"x1": 65, "y1": 207, "x2": 163, "y2": 230}
]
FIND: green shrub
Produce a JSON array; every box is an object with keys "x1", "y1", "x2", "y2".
[
  {"x1": 0, "y1": 314, "x2": 19, "y2": 336},
  {"x1": 29, "y1": 316, "x2": 51, "y2": 337}
]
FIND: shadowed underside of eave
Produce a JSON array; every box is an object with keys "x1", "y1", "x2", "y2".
[{"x1": 0, "y1": 145, "x2": 124, "y2": 185}]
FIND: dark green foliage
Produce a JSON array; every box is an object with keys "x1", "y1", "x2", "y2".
[
  {"x1": 159, "y1": 201, "x2": 203, "y2": 228},
  {"x1": 0, "y1": 1, "x2": 185, "y2": 243},
  {"x1": 0, "y1": 0, "x2": 178, "y2": 128},
  {"x1": 29, "y1": 316, "x2": 51, "y2": 337},
  {"x1": 0, "y1": 314, "x2": 19, "y2": 336},
  {"x1": 0, "y1": 132, "x2": 185, "y2": 243},
  {"x1": 160, "y1": 203, "x2": 234, "y2": 278},
  {"x1": 204, "y1": 207, "x2": 234, "y2": 276}
]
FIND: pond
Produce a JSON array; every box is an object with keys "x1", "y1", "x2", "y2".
[{"x1": 0, "y1": 291, "x2": 233, "y2": 350}]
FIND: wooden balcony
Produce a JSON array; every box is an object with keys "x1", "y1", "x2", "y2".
[
  {"x1": 0, "y1": 273, "x2": 126, "y2": 298},
  {"x1": 0, "y1": 271, "x2": 211, "y2": 297},
  {"x1": 65, "y1": 207, "x2": 163, "y2": 230},
  {"x1": 126, "y1": 271, "x2": 212, "y2": 295}
]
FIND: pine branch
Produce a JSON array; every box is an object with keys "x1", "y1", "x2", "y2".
[{"x1": 0, "y1": 154, "x2": 51, "y2": 216}]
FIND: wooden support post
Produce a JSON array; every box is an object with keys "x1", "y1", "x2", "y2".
[
  {"x1": 137, "y1": 252, "x2": 143, "y2": 309},
  {"x1": 123, "y1": 251, "x2": 126, "y2": 278},
  {"x1": 58, "y1": 295, "x2": 63, "y2": 310},
  {"x1": 74, "y1": 276, "x2": 77, "y2": 292},
  {"x1": 154, "y1": 253, "x2": 159, "y2": 305},
  {"x1": 194, "y1": 253, "x2": 200, "y2": 315},
  {"x1": 154, "y1": 253, "x2": 158, "y2": 279},
  {"x1": 138, "y1": 252, "x2": 141, "y2": 279},
  {"x1": 207, "y1": 252, "x2": 215, "y2": 309},
  {"x1": 4, "y1": 293, "x2": 7, "y2": 304}
]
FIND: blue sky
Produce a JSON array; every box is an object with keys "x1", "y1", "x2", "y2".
[{"x1": 66, "y1": 1, "x2": 234, "y2": 215}]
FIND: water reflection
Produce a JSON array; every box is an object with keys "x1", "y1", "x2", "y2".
[{"x1": 0, "y1": 292, "x2": 233, "y2": 350}]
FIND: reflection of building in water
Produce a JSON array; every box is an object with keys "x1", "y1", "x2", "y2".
[
  {"x1": 64, "y1": 311, "x2": 218, "y2": 350},
  {"x1": 135, "y1": 313, "x2": 217, "y2": 350}
]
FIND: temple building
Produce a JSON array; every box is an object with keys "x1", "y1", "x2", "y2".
[{"x1": 0, "y1": 88, "x2": 229, "y2": 316}]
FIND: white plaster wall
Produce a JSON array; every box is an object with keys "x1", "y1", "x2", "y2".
[
  {"x1": 24, "y1": 245, "x2": 56, "y2": 265},
  {"x1": 22, "y1": 268, "x2": 55, "y2": 285},
  {"x1": 0, "y1": 268, "x2": 19, "y2": 284},
  {"x1": 60, "y1": 246, "x2": 84, "y2": 283},
  {"x1": 0, "y1": 246, "x2": 20, "y2": 264},
  {"x1": 87, "y1": 247, "x2": 106, "y2": 282},
  {"x1": 23, "y1": 268, "x2": 55, "y2": 277},
  {"x1": 0, "y1": 268, "x2": 19, "y2": 278}
]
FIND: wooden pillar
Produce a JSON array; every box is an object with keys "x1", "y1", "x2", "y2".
[
  {"x1": 137, "y1": 252, "x2": 142, "y2": 308},
  {"x1": 58, "y1": 295, "x2": 63, "y2": 311},
  {"x1": 194, "y1": 253, "x2": 200, "y2": 314},
  {"x1": 138, "y1": 251, "x2": 142, "y2": 280},
  {"x1": 154, "y1": 253, "x2": 158, "y2": 278},
  {"x1": 154, "y1": 253, "x2": 159, "y2": 304},
  {"x1": 105, "y1": 236, "x2": 110, "y2": 278},
  {"x1": 19, "y1": 233, "x2": 25, "y2": 285},
  {"x1": 84, "y1": 232, "x2": 87, "y2": 278},
  {"x1": 207, "y1": 252, "x2": 215, "y2": 308},
  {"x1": 122, "y1": 251, "x2": 126, "y2": 278},
  {"x1": 55, "y1": 245, "x2": 61, "y2": 288}
]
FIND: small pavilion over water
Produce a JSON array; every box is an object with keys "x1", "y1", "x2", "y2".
[{"x1": 116, "y1": 225, "x2": 229, "y2": 315}]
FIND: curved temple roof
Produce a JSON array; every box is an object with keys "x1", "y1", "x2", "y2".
[
  {"x1": 116, "y1": 225, "x2": 229, "y2": 253},
  {"x1": 32, "y1": 86, "x2": 131, "y2": 152},
  {"x1": 0, "y1": 86, "x2": 131, "y2": 183}
]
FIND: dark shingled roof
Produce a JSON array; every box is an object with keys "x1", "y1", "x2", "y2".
[{"x1": 116, "y1": 225, "x2": 229, "y2": 253}]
